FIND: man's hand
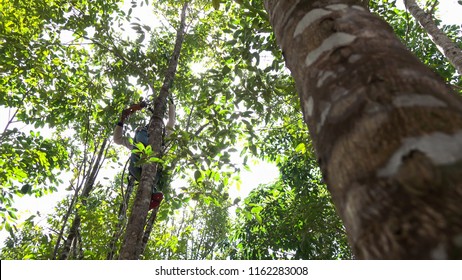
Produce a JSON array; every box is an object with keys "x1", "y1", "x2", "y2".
[
  {"x1": 120, "y1": 101, "x2": 147, "y2": 123},
  {"x1": 120, "y1": 108, "x2": 132, "y2": 123}
]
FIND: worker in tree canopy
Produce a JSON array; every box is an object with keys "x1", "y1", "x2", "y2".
[{"x1": 113, "y1": 99, "x2": 176, "y2": 210}]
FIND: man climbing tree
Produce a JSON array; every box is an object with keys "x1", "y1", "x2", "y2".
[
  {"x1": 113, "y1": 99, "x2": 176, "y2": 210},
  {"x1": 117, "y1": 2, "x2": 188, "y2": 260}
]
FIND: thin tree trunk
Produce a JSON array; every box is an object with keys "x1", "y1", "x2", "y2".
[
  {"x1": 77, "y1": 228, "x2": 84, "y2": 259},
  {"x1": 404, "y1": 0, "x2": 462, "y2": 74},
  {"x1": 60, "y1": 214, "x2": 81, "y2": 260},
  {"x1": 265, "y1": 0, "x2": 462, "y2": 259},
  {"x1": 107, "y1": 176, "x2": 136, "y2": 260},
  {"x1": 139, "y1": 208, "x2": 159, "y2": 256},
  {"x1": 51, "y1": 185, "x2": 78, "y2": 259},
  {"x1": 59, "y1": 139, "x2": 108, "y2": 259},
  {"x1": 119, "y1": 2, "x2": 189, "y2": 260}
]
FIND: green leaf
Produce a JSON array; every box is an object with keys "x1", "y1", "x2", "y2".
[
  {"x1": 194, "y1": 170, "x2": 202, "y2": 182},
  {"x1": 148, "y1": 156, "x2": 163, "y2": 163},
  {"x1": 25, "y1": 215, "x2": 36, "y2": 222},
  {"x1": 254, "y1": 213, "x2": 262, "y2": 224},
  {"x1": 8, "y1": 210, "x2": 17, "y2": 219},
  {"x1": 236, "y1": 179, "x2": 241, "y2": 191},
  {"x1": 222, "y1": 65, "x2": 231, "y2": 75},
  {"x1": 14, "y1": 168, "x2": 27, "y2": 180},
  {"x1": 251, "y1": 206, "x2": 262, "y2": 214},
  {"x1": 212, "y1": 0, "x2": 220, "y2": 10},
  {"x1": 295, "y1": 142, "x2": 306, "y2": 154},
  {"x1": 137, "y1": 33, "x2": 146, "y2": 43},
  {"x1": 172, "y1": 200, "x2": 182, "y2": 209},
  {"x1": 249, "y1": 144, "x2": 257, "y2": 155},
  {"x1": 135, "y1": 142, "x2": 145, "y2": 151},
  {"x1": 5, "y1": 222, "x2": 11, "y2": 232},
  {"x1": 23, "y1": 254, "x2": 35, "y2": 260},
  {"x1": 20, "y1": 184, "x2": 32, "y2": 194}
]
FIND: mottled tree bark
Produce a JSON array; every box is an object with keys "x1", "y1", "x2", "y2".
[
  {"x1": 404, "y1": 0, "x2": 462, "y2": 75},
  {"x1": 265, "y1": 0, "x2": 462, "y2": 259},
  {"x1": 118, "y1": 2, "x2": 188, "y2": 260}
]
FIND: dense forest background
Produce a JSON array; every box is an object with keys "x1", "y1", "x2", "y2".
[{"x1": 1, "y1": 0, "x2": 461, "y2": 259}]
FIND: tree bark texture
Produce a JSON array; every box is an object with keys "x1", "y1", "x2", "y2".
[
  {"x1": 118, "y1": 2, "x2": 188, "y2": 260},
  {"x1": 404, "y1": 0, "x2": 462, "y2": 75},
  {"x1": 265, "y1": 0, "x2": 462, "y2": 259}
]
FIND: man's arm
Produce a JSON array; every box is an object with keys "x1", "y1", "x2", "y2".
[{"x1": 113, "y1": 110, "x2": 132, "y2": 150}]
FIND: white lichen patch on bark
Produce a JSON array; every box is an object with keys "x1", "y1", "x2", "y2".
[
  {"x1": 330, "y1": 93, "x2": 358, "y2": 118},
  {"x1": 331, "y1": 87, "x2": 349, "y2": 101},
  {"x1": 378, "y1": 131, "x2": 462, "y2": 177},
  {"x1": 398, "y1": 68, "x2": 436, "y2": 80},
  {"x1": 305, "y1": 33, "x2": 357, "y2": 67},
  {"x1": 317, "y1": 71, "x2": 336, "y2": 88},
  {"x1": 326, "y1": 4, "x2": 348, "y2": 11},
  {"x1": 348, "y1": 54, "x2": 362, "y2": 63},
  {"x1": 317, "y1": 102, "x2": 332, "y2": 133},
  {"x1": 431, "y1": 243, "x2": 448, "y2": 260},
  {"x1": 392, "y1": 94, "x2": 447, "y2": 108},
  {"x1": 356, "y1": 29, "x2": 383, "y2": 39},
  {"x1": 293, "y1": 8, "x2": 331, "y2": 38},
  {"x1": 343, "y1": 185, "x2": 364, "y2": 240},
  {"x1": 279, "y1": 0, "x2": 301, "y2": 36},
  {"x1": 398, "y1": 68, "x2": 419, "y2": 76},
  {"x1": 351, "y1": 5, "x2": 366, "y2": 11},
  {"x1": 269, "y1": 0, "x2": 283, "y2": 23},
  {"x1": 305, "y1": 96, "x2": 314, "y2": 117}
]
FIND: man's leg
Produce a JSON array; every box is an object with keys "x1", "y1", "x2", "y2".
[{"x1": 149, "y1": 167, "x2": 164, "y2": 210}]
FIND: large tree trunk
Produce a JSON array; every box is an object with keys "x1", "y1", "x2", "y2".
[
  {"x1": 264, "y1": 0, "x2": 462, "y2": 259},
  {"x1": 404, "y1": 0, "x2": 462, "y2": 75},
  {"x1": 118, "y1": 2, "x2": 188, "y2": 260}
]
